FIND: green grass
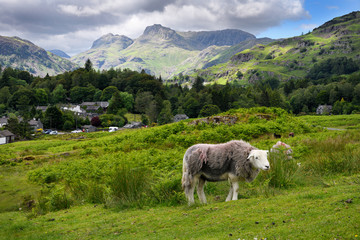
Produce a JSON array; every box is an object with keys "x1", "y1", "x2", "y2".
[
  {"x1": 1, "y1": 110, "x2": 360, "y2": 239},
  {"x1": 0, "y1": 176, "x2": 359, "y2": 239},
  {"x1": 298, "y1": 114, "x2": 360, "y2": 129}
]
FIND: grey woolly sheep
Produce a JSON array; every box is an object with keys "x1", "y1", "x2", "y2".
[{"x1": 182, "y1": 140, "x2": 270, "y2": 205}]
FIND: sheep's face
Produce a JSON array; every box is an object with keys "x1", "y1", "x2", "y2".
[{"x1": 247, "y1": 150, "x2": 270, "y2": 171}]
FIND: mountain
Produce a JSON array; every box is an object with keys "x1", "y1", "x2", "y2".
[
  {"x1": 71, "y1": 24, "x2": 259, "y2": 78},
  {"x1": 0, "y1": 36, "x2": 77, "y2": 76},
  {"x1": 48, "y1": 49, "x2": 71, "y2": 59},
  {"x1": 197, "y1": 11, "x2": 360, "y2": 84}
]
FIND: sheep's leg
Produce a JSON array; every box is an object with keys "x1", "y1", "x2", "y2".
[
  {"x1": 185, "y1": 175, "x2": 198, "y2": 205},
  {"x1": 231, "y1": 181, "x2": 239, "y2": 200},
  {"x1": 197, "y1": 178, "x2": 207, "y2": 204},
  {"x1": 226, "y1": 182, "x2": 233, "y2": 202}
]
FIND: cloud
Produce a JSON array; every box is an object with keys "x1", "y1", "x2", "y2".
[
  {"x1": 327, "y1": 6, "x2": 339, "y2": 10},
  {"x1": 300, "y1": 24, "x2": 318, "y2": 31},
  {"x1": 0, "y1": 0, "x2": 309, "y2": 55}
]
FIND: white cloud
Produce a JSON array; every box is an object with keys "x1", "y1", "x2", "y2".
[
  {"x1": 300, "y1": 24, "x2": 318, "y2": 31},
  {"x1": 0, "y1": 0, "x2": 309, "y2": 55}
]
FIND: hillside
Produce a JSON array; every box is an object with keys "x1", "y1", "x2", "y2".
[
  {"x1": 197, "y1": 11, "x2": 360, "y2": 84},
  {"x1": 71, "y1": 25, "x2": 260, "y2": 78},
  {"x1": 0, "y1": 36, "x2": 77, "y2": 77},
  {"x1": 0, "y1": 110, "x2": 359, "y2": 239},
  {"x1": 48, "y1": 49, "x2": 71, "y2": 59}
]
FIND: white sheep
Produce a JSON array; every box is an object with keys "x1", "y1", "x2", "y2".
[{"x1": 181, "y1": 140, "x2": 270, "y2": 205}]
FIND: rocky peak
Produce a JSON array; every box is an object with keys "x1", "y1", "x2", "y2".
[
  {"x1": 141, "y1": 24, "x2": 181, "y2": 41},
  {"x1": 91, "y1": 33, "x2": 133, "y2": 49}
]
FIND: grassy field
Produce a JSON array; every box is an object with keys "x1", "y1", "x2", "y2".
[{"x1": 0, "y1": 108, "x2": 359, "y2": 239}]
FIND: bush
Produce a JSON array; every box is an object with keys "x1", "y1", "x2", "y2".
[{"x1": 108, "y1": 163, "x2": 152, "y2": 208}]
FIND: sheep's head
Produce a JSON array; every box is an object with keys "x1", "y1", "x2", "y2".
[{"x1": 247, "y1": 150, "x2": 270, "y2": 171}]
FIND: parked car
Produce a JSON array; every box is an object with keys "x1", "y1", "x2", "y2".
[
  {"x1": 71, "y1": 129, "x2": 82, "y2": 133},
  {"x1": 49, "y1": 130, "x2": 58, "y2": 135},
  {"x1": 43, "y1": 129, "x2": 52, "y2": 134},
  {"x1": 109, "y1": 126, "x2": 119, "y2": 132}
]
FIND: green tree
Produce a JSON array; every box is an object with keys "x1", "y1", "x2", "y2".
[
  {"x1": 18, "y1": 71, "x2": 32, "y2": 84},
  {"x1": 5, "y1": 117, "x2": 33, "y2": 140},
  {"x1": 44, "y1": 105, "x2": 64, "y2": 129},
  {"x1": 107, "y1": 91, "x2": 123, "y2": 115},
  {"x1": 135, "y1": 91, "x2": 154, "y2": 113},
  {"x1": 0, "y1": 87, "x2": 11, "y2": 104},
  {"x1": 158, "y1": 100, "x2": 173, "y2": 125},
  {"x1": 119, "y1": 92, "x2": 134, "y2": 111},
  {"x1": 85, "y1": 59, "x2": 93, "y2": 72},
  {"x1": 51, "y1": 84, "x2": 67, "y2": 104},
  {"x1": 192, "y1": 76, "x2": 204, "y2": 92},
  {"x1": 101, "y1": 86, "x2": 119, "y2": 101},
  {"x1": 199, "y1": 104, "x2": 221, "y2": 117},
  {"x1": 70, "y1": 84, "x2": 96, "y2": 103},
  {"x1": 8, "y1": 88, "x2": 37, "y2": 112},
  {"x1": 35, "y1": 88, "x2": 49, "y2": 105},
  {"x1": 183, "y1": 97, "x2": 201, "y2": 118}
]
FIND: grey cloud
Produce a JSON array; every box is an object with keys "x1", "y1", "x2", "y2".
[{"x1": 0, "y1": 0, "x2": 309, "y2": 54}]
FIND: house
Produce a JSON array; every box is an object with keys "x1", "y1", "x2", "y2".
[
  {"x1": 0, "y1": 130, "x2": 15, "y2": 145},
  {"x1": 173, "y1": 114, "x2": 189, "y2": 122},
  {"x1": 316, "y1": 105, "x2": 332, "y2": 115},
  {"x1": 82, "y1": 125, "x2": 97, "y2": 132},
  {"x1": 81, "y1": 102, "x2": 109, "y2": 111},
  {"x1": 61, "y1": 105, "x2": 86, "y2": 114},
  {"x1": 29, "y1": 119, "x2": 43, "y2": 131},
  {"x1": 123, "y1": 122, "x2": 144, "y2": 129},
  {"x1": 0, "y1": 116, "x2": 9, "y2": 128},
  {"x1": 36, "y1": 106, "x2": 48, "y2": 112}
]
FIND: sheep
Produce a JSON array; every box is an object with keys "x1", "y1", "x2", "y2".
[
  {"x1": 270, "y1": 141, "x2": 293, "y2": 159},
  {"x1": 181, "y1": 140, "x2": 270, "y2": 205}
]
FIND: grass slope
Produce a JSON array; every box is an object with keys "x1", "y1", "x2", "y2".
[
  {"x1": 1, "y1": 108, "x2": 360, "y2": 239},
  {"x1": 1, "y1": 178, "x2": 359, "y2": 239}
]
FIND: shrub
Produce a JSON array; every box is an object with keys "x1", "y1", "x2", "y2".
[{"x1": 108, "y1": 162, "x2": 152, "y2": 208}]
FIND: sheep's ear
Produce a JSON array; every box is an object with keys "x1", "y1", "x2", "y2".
[{"x1": 247, "y1": 150, "x2": 255, "y2": 160}]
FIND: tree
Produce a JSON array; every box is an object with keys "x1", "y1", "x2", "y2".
[
  {"x1": 44, "y1": 105, "x2": 64, "y2": 129},
  {"x1": 107, "y1": 91, "x2": 123, "y2": 115},
  {"x1": 69, "y1": 84, "x2": 96, "y2": 103},
  {"x1": 18, "y1": 71, "x2": 32, "y2": 84},
  {"x1": 8, "y1": 88, "x2": 37, "y2": 112},
  {"x1": 192, "y1": 76, "x2": 204, "y2": 92},
  {"x1": 158, "y1": 100, "x2": 173, "y2": 125},
  {"x1": 0, "y1": 87, "x2": 11, "y2": 104},
  {"x1": 199, "y1": 104, "x2": 221, "y2": 117},
  {"x1": 118, "y1": 92, "x2": 134, "y2": 111},
  {"x1": 183, "y1": 97, "x2": 201, "y2": 118},
  {"x1": 51, "y1": 84, "x2": 67, "y2": 104},
  {"x1": 91, "y1": 116, "x2": 101, "y2": 127},
  {"x1": 5, "y1": 117, "x2": 33, "y2": 140},
  {"x1": 85, "y1": 59, "x2": 93, "y2": 72},
  {"x1": 101, "y1": 86, "x2": 119, "y2": 101},
  {"x1": 135, "y1": 91, "x2": 154, "y2": 113},
  {"x1": 35, "y1": 88, "x2": 49, "y2": 105}
]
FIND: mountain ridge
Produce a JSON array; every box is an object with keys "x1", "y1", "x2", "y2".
[
  {"x1": 195, "y1": 11, "x2": 360, "y2": 84},
  {"x1": 0, "y1": 36, "x2": 77, "y2": 77},
  {"x1": 71, "y1": 24, "x2": 259, "y2": 78}
]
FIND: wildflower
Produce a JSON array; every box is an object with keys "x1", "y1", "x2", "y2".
[{"x1": 297, "y1": 162, "x2": 301, "y2": 167}]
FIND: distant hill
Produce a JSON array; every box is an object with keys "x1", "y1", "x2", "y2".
[
  {"x1": 197, "y1": 11, "x2": 360, "y2": 84},
  {"x1": 48, "y1": 49, "x2": 71, "y2": 59},
  {"x1": 0, "y1": 36, "x2": 77, "y2": 76},
  {"x1": 71, "y1": 25, "x2": 261, "y2": 79}
]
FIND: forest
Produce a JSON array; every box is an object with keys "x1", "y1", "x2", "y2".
[{"x1": 0, "y1": 56, "x2": 360, "y2": 135}]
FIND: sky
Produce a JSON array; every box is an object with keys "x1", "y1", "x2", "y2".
[{"x1": 0, "y1": 0, "x2": 359, "y2": 56}]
